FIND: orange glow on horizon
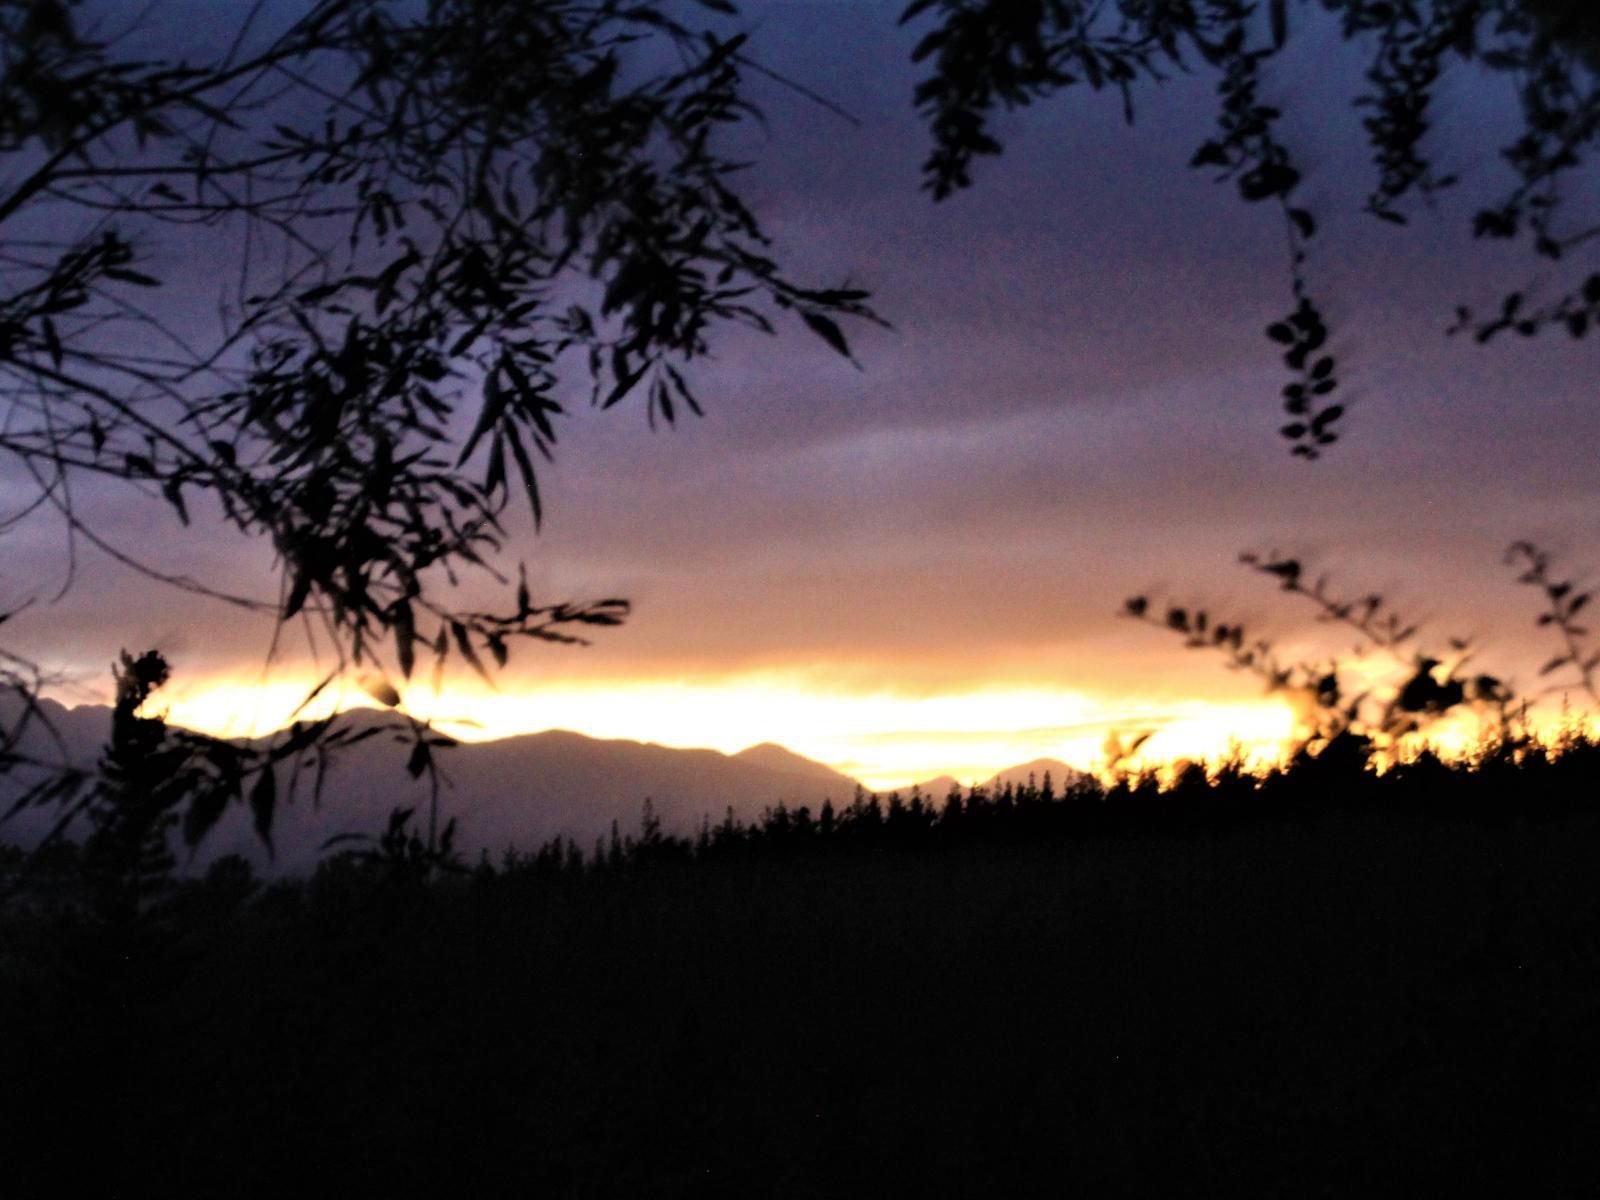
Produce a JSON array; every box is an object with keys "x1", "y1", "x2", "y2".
[
  {"x1": 138, "y1": 669, "x2": 1319, "y2": 790},
  {"x1": 122, "y1": 664, "x2": 1597, "y2": 792}
]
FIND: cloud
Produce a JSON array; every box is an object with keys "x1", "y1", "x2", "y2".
[{"x1": 9, "y1": 1, "x2": 1600, "y2": 783}]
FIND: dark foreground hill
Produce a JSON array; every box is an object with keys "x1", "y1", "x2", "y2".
[{"x1": 6, "y1": 746, "x2": 1600, "y2": 1196}]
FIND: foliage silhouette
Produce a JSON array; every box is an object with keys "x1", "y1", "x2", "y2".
[
  {"x1": 10, "y1": 726, "x2": 1600, "y2": 1194},
  {"x1": 0, "y1": 0, "x2": 880, "y2": 844},
  {"x1": 4, "y1": 0, "x2": 1598, "y2": 859},
  {"x1": 1122, "y1": 540, "x2": 1600, "y2": 771},
  {"x1": 901, "y1": 0, "x2": 1600, "y2": 454},
  {"x1": 1506, "y1": 538, "x2": 1600, "y2": 705}
]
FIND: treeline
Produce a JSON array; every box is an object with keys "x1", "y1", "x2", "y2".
[
  {"x1": 8, "y1": 731, "x2": 1600, "y2": 1196},
  {"x1": 9, "y1": 730, "x2": 1600, "y2": 907},
  {"x1": 496, "y1": 730, "x2": 1600, "y2": 881}
]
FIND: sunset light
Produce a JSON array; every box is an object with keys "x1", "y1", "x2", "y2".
[
  {"x1": 10, "y1": 1, "x2": 1600, "y2": 1191},
  {"x1": 152, "y1": 671, "x2": 1305, "y2": 791}
]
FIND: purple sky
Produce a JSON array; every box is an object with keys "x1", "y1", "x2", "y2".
[{"x1": 7, "y1": 1, "x2": 1600, "y2": 783}]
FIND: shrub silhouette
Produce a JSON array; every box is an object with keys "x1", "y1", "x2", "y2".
[{"x1": 1121, "y1": 540, "x2": 1596, "y2": 773}]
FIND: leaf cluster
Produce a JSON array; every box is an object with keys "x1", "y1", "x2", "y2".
[
  {"x1": 900, "y1": 0, "x2": 1600, "y2": 452},
  {"x1": 0, "y1": 0, "x2": 881, "y2": 709},
  {"x1": 1124, "y1": 545, "x2": 1536, "y2": 765},
  {"x1": 1506, "y1": 539, "x2": 1600, "y2": 704},
  {"x1": 3, "y1": 648, "x2": 431, "y2": 918}
]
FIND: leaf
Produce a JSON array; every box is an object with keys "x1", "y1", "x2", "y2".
[
  {"x1": 802, "y1": 311, "x2": 852, "y2": 359},
  {"x1": 503, "y1": 422, "x2": 543, "y2": 526},
  {"x1": 41, "y1": 317, "x2": 62, "y2": 368},
  {"x1": 910, "y1": 27, "x2": 947, "y2": 62},
  {"x1": 406, "y1": 738, "x2": 432, "y2": 779},
  {"x1": 183, "y1": 785, "x2": 232, "y2": 848},
  {"x1": 373, "y1": 247, "x2": 419, "y2": 313},
  {"x1": 162, "y1": 477, "x2": 190, "y2": 524},
  {"x1": 283, "y1": 571, "x2": 313, "y2": 620},
  {"x1": 393, "y1": 600, "x2": 416, "y2": 678},
  {"x1": 297, "y1": 281, "x2": 346, "y2": 305},
  {"x1": 1541, "y1": 655, "x2": 1569, "y2": 676},
  {"x1": 452, "y1": 621, "x2": 488, "y2": 681},
  {"x1": 601, "y1": 361, "x2": 650, "y2": 409},
  {"x1": 249, "y1": 765, "x2": 277, "y2": 847},
  {"x1": 457, "y1": 372, "x2": 510, "y2": 466},
  {"x1": 104, "y1": 268, "x2": 161, "y2": 287},
  {"x1": 4, "y1": 770, "x2": 84, "y2": 822}
]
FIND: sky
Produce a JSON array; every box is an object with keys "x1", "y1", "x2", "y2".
[{"x1": 7, "y1": 1, "x2": 1600, "y2": 788}]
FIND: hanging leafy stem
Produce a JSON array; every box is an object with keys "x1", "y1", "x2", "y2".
[
  {"x1": 901, "y1": 0, "x2": 1600, "y2": 455},
  {"x1": 1506, "y1": 540, "x2": 1600, "y2": 706}
]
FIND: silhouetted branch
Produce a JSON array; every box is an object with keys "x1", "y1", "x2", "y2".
[
  {"x1": 902, "y1": 0, "x2": 1600, "y2": 452},
  {"x1": 1126, "y1": 548, "x2": 1528, "y2": 766},
  {"x1": 1507, "y1": 539, "x2": 1600, "y2": 706}
]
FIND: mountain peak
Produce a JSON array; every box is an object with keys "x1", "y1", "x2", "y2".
[
  {"x1": 733, "y1": 742, "x2": 855, "y2": 785},
  {"x1": 981, "y1": 758, "x2": 1087, "y2": 792},
  {"x1": 904, "y1": 775, "x2": 964, "y2": 797}
]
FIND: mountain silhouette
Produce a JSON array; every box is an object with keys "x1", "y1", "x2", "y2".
[
  {"x1": 906, "y1": 774, "x2": 964, "y2": 797},
  {"x1": 979, "y1": 758, "x2": 1089, "y2": 792},
  {"x1": 0, "y1": 695, "x2": 1092, "y2": 873},
  {"x1": 895, "y1": 760, "x2": 1088, "y2": 798},
  {"x1": 732, "y1": 741, "x2": 859, "y2": 786}
]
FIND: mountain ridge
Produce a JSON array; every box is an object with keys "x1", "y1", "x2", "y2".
[{"x1": 0, "y1": 696, "x2": 1091, "y2": 873}]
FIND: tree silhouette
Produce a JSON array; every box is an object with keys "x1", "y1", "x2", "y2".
[
  {"x1": 901, "y1": 0, "x2": 1600, "y2": 455},
  {"x1": 0, "y1": 0, "x2": 878, "y2": 843},
  {"x1": 5, "y1": 0, "x2": 1598, "y2": 848}
]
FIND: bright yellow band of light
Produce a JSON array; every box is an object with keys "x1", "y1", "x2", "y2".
[
  {"x1": 155, "y1": 672, "x2": 1304, "y2": 790},
  {"x1": 142, "y1": 667, "x2": 1600, "y2": 790}
]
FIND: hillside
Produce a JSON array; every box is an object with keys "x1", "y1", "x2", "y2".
[
  {"x1": 0, "y1": 700, "x2": 867, "y2": 872},
  {"x1": 8, "y1": 744, "x2": 1600, "y2": 1195},
  {"x1": 0, "y1": 696, "x2": 1109, "y2": 873}
]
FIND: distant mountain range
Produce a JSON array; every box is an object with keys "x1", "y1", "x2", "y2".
[{"x1": 0, "y1": 697, "x2": 1086, "y2": 874}]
